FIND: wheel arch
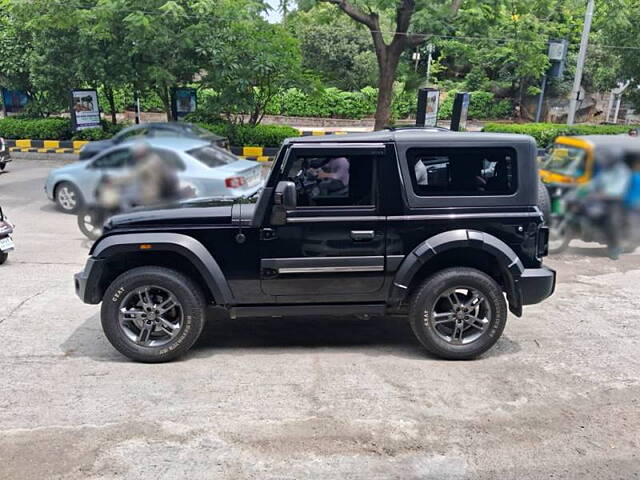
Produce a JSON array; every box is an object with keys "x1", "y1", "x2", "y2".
[
  {"x1": 389, "y1": 229, "x2": 524, "y2": 316},
  {"x1": 89, "y1": 233, "x2": 234, "y2": 306}
]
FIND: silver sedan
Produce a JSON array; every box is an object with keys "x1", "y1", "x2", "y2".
[{"x1": 44, "y1": 137, "x2": 264, "y2": 213}]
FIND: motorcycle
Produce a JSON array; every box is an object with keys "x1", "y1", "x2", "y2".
[
  {"x1": 0, "y1": 137, "x2": 12, "y2": 171},
  {"x1": 0, "y1": 206, "x2": 15, "y2": 265},
  {"x1": 549, "y1": 191, "x2": 639, "y2": 255}
]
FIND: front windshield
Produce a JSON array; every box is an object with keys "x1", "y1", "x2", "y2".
[{"x1": 543, "y1": 144, "x2": 587, "y2": 177}]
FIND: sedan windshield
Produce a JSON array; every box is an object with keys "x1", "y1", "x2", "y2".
[
  {"x1": 188, "y1": 145, "x2": 238, "y2": 167},
  {"x1": 543, "y1": 144, "x2": 587, "y2": 177}
]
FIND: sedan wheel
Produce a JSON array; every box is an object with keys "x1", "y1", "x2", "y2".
[{"x1": 55, "y1": 182, "x2": 82, "y2": 213}]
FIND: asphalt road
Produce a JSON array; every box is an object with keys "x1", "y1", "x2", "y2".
[{"x1": 1, "y1": 159, "x2": 639, "y2": 480}]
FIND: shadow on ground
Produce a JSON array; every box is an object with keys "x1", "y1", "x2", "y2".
[{"x1": 61, "y1": 310, "x2": 521, "y2": 362}]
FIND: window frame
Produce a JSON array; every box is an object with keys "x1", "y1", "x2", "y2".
[
  {"x1": 89, "y1": 147, "x2": 132, "y2": 170},
  {"x1": 406, "y1": 146, "x2": 519, "y2": 198},
  {"x1": 280, "y1": 144, "x2": 385, "y2": 212}
]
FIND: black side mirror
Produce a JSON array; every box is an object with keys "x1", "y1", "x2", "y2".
[
  {"x1": 271, "y1": 181, "x2": 296, "y2": 225},
  {"x1": 274, "y1": 181, "x2": 297, "y2": 209}
]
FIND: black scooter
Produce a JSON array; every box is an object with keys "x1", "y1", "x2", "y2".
[{"x1": 0, "y1": 206, "x2": 15, "y2": 265}]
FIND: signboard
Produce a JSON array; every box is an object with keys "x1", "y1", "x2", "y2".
[
  {"x1": 1, "y1": 88, "x2": 29, "y2": 115},
  {"x1": 70, "y1": 89, "x2": 101, "y2": 131},
  {"x1": 416, "y1": 88, "x2": 440, "y2": 127},
  {"x1": 548, "y1": 39, "x2": 568, "y2": 78},
  {"x1": 450, "y1": 92, "x2": 470, "y2": 131},
  {"x1": 172, "y1": 88, "x2": 197, "y2": 120}
]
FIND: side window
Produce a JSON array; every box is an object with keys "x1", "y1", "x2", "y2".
[
  {"x1": 91, "y1": 149, "x2": 132, "y2": 169},
  {"x1": 115, "y1": 128, "x2": 148, "y2": 142},
  {"x1": 408, "y1": 147, "x2": 517, "y2": 196},
  {"x1": 284, "y1": 153, "x2": 375, "y2": 207},
  {"x1": 153, "y1": 148, "x2": 186, "y2": 171}
]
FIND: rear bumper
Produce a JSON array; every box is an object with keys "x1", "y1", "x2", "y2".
[
  {"x1": 74, "y1": 257, "x2": 105, "y2": 304},
  {"x1": 519, "y1": 266, "x2": 556, "y2": 305}
]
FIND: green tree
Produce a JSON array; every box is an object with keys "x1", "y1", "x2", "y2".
[
  {"x1": 315, "y1": 0, "x2": 464, "y2": 129},
  {"x1": 197, "y1": 7, "x2": 305, "y2": 125},
  {"x1": 288, "y1": 5, "x2": 378, "y2": 90}
]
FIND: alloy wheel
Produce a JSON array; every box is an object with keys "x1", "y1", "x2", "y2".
[
  {"x1": 118, "y1": 286, "x2": 184, "y2": 347},
  {"x1": 57, "y1": 186, "x2": 77, "y2": 210},
  {"x1": 428, "y1": 286, "x2": 492, "y2": 345}
]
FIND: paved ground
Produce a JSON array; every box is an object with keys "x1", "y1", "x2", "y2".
[{"x1": 1, "y1": 159, "x2": 639, "y2": 480}]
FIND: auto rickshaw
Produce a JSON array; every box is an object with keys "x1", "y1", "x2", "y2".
[{"x1": 540, "y1": 135, "x2": 640, "y2": 254}]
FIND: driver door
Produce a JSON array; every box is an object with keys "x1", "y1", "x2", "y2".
[{"x1": 260, "y1": 143, "x2": 387, "y2": 301}]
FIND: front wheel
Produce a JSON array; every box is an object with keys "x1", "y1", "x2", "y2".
[
  {"x1": 0, "y1": 252, "x2": 7, "y2": 265},
  {"x1": 101, "y1": 266, "x2": 206, "y2": 363},
  {"x1": 409, "y1": 268, "x2": 507, "y2": 360},
  {"x1": 77, "y1": 208, "x2": 104, "y2": 240},
  {"x1": 55, "y1": 181, "x2": 83, "y2": 214},
  {"x1": 0, "y1": 162, "x2": 6, "y2": 171}
]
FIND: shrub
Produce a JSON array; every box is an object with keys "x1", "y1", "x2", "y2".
[
  {"x1": 439, "y1": 91, "x2": 511, "y2": 120},
  {"x1": 198, "y1": 123, "x2": 299, "y2": 147},
  {"x1": 482, "y1": 122, "x2": 639, "y2": 148},
  {"x1": 71, "y1": 121, "x2": 128, "y2": 141},
  {"x1": 0, "y1": 117, "x2": 72, "y2": 140}
]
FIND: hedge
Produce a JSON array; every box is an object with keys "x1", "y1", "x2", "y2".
[
  {"x1": 0, "y1": 116, "x2": 298, "y2": 147},
  {"x1": 0, "y1": 117, "x2": 72, "y2": 140},
  {"x1": 482, "y1": 122, "x2": 639, "y2": 148},
  {"x1": 197, "y1": 123, "x2": 300, "y2": 147}
]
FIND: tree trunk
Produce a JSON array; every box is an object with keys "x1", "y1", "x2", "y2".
[
  {"x1": 158, "y1": 87, "x2": 173, "y2": 121},
  {"x1": 375, "y1": 61, "x2": 396, "y2": 130},
  {"x1": 105, "y1": 86, "x2": 117, "y2": 125}
]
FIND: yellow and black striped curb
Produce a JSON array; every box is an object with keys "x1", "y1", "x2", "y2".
[
  {"x1": 4, "y1": 130, "x2": 356, "y2": 161},
  {"x1": 5, "y1": 139, "x2": 88, "y2": 154}
]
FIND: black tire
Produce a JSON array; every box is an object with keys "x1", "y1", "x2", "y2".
[
  {"x1": 55, "y1": 181, "x2": 83, "y2": 214},
  {"x1": 0, "y1": 162, "x2": 6, "y2": 171},
  {"x1": 548, "y1": 218, "x2": 572, "y2": 254},
  {"x1": 101, "y1": 266, "x2": 206, "y2": 363},
  {"x1": 409, "y1": 267, "x2": 507, "y2": 360},
  {"x1": 77, "y1": 209, "x2": 103, "y2": 240},
  {"x1": 537, "y1": 179, "x2": 551, "y2": 225},
  {"x1": 0, "y1": 252, "x2": 7, "y2": 265}
]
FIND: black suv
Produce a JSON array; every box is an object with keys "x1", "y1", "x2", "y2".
[{"x1": 75, "y1": 130, "x2": 555, "y2": 362}]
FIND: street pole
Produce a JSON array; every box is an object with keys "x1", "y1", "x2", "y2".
[
  {"x1": 535, "y1": 75, "x2": 548, "y2": 123},
  {"x1": 134, "y1": 91, "x2": 141, "y2": 125},
  {"x1": 567, "y1": 0, "x2": 595, "y2": 125},
  {"x1": 425, "y1": 44, "x2": 434, "y2": 86}
]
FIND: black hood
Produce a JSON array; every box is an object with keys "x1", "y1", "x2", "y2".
[{"x1": 103, "y1": 197, "x2": 237, "y2": 231}]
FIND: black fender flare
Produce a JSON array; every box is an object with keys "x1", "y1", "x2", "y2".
[
  {"x1": 91, "y1": 232, "x2": 234, "y2": 305},
  {"x1": 389, "y1": 229, "x2": 524, "y2": 315}
]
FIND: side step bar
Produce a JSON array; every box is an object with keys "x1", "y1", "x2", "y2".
[{"x1": 229, "y1": 304, "x2": 386, "y2": 319}]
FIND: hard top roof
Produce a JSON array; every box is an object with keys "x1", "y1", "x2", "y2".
[
  {"x1": 284, "y1": 128, "x2": 537, "y2": 147},
  {"x1": 561, "y1": 134, "x2": 640, "y2": 151}
]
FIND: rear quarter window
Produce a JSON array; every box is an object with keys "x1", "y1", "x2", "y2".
[
  {"x1": 188, "y1": 146, "x2": 238, "y2": 167},
  {"x1": 408, "y1": 147, "x2": 518, "y2": 196}
]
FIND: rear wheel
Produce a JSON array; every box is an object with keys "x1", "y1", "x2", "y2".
[
  {"x1": 101, "y1": 266, "x2": 206, "y2": 363},
  {"x1": 55, "y1": 181, "x2": 83, "y2": 214},
  {"x1": 0, "y1": 162, "x2": 6, "y2": 171},
  {"x1": 0, "y1": 252, "x2": 7, "y2": 265},
  {"x1": 548, "y1": 217, "x2": 572, "y2": 254},
  {"x1": 409, "y1": 268, "x2": 507, "y2": 360}
]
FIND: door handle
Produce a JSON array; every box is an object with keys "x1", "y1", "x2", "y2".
[{"x1": 351, "y1": 230, "x2": 375, "y2": 241}]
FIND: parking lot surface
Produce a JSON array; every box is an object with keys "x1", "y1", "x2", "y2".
[{"x1": 1, "y1": 159, "x2": 639, "y2": 479}]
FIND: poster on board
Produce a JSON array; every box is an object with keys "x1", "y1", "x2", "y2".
[
  {"x1": 70, "y1": 89, "x2": 101, "y2": 131},
  {"x1": 416, "y1": 88, "x2": 440, "y2": 127},
  {"x1": 1, "y1": 88, "x2": 29, "y2": 115},
  {"x1": 172, "y1": 88, "x2": 197, "y2": 120}
]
